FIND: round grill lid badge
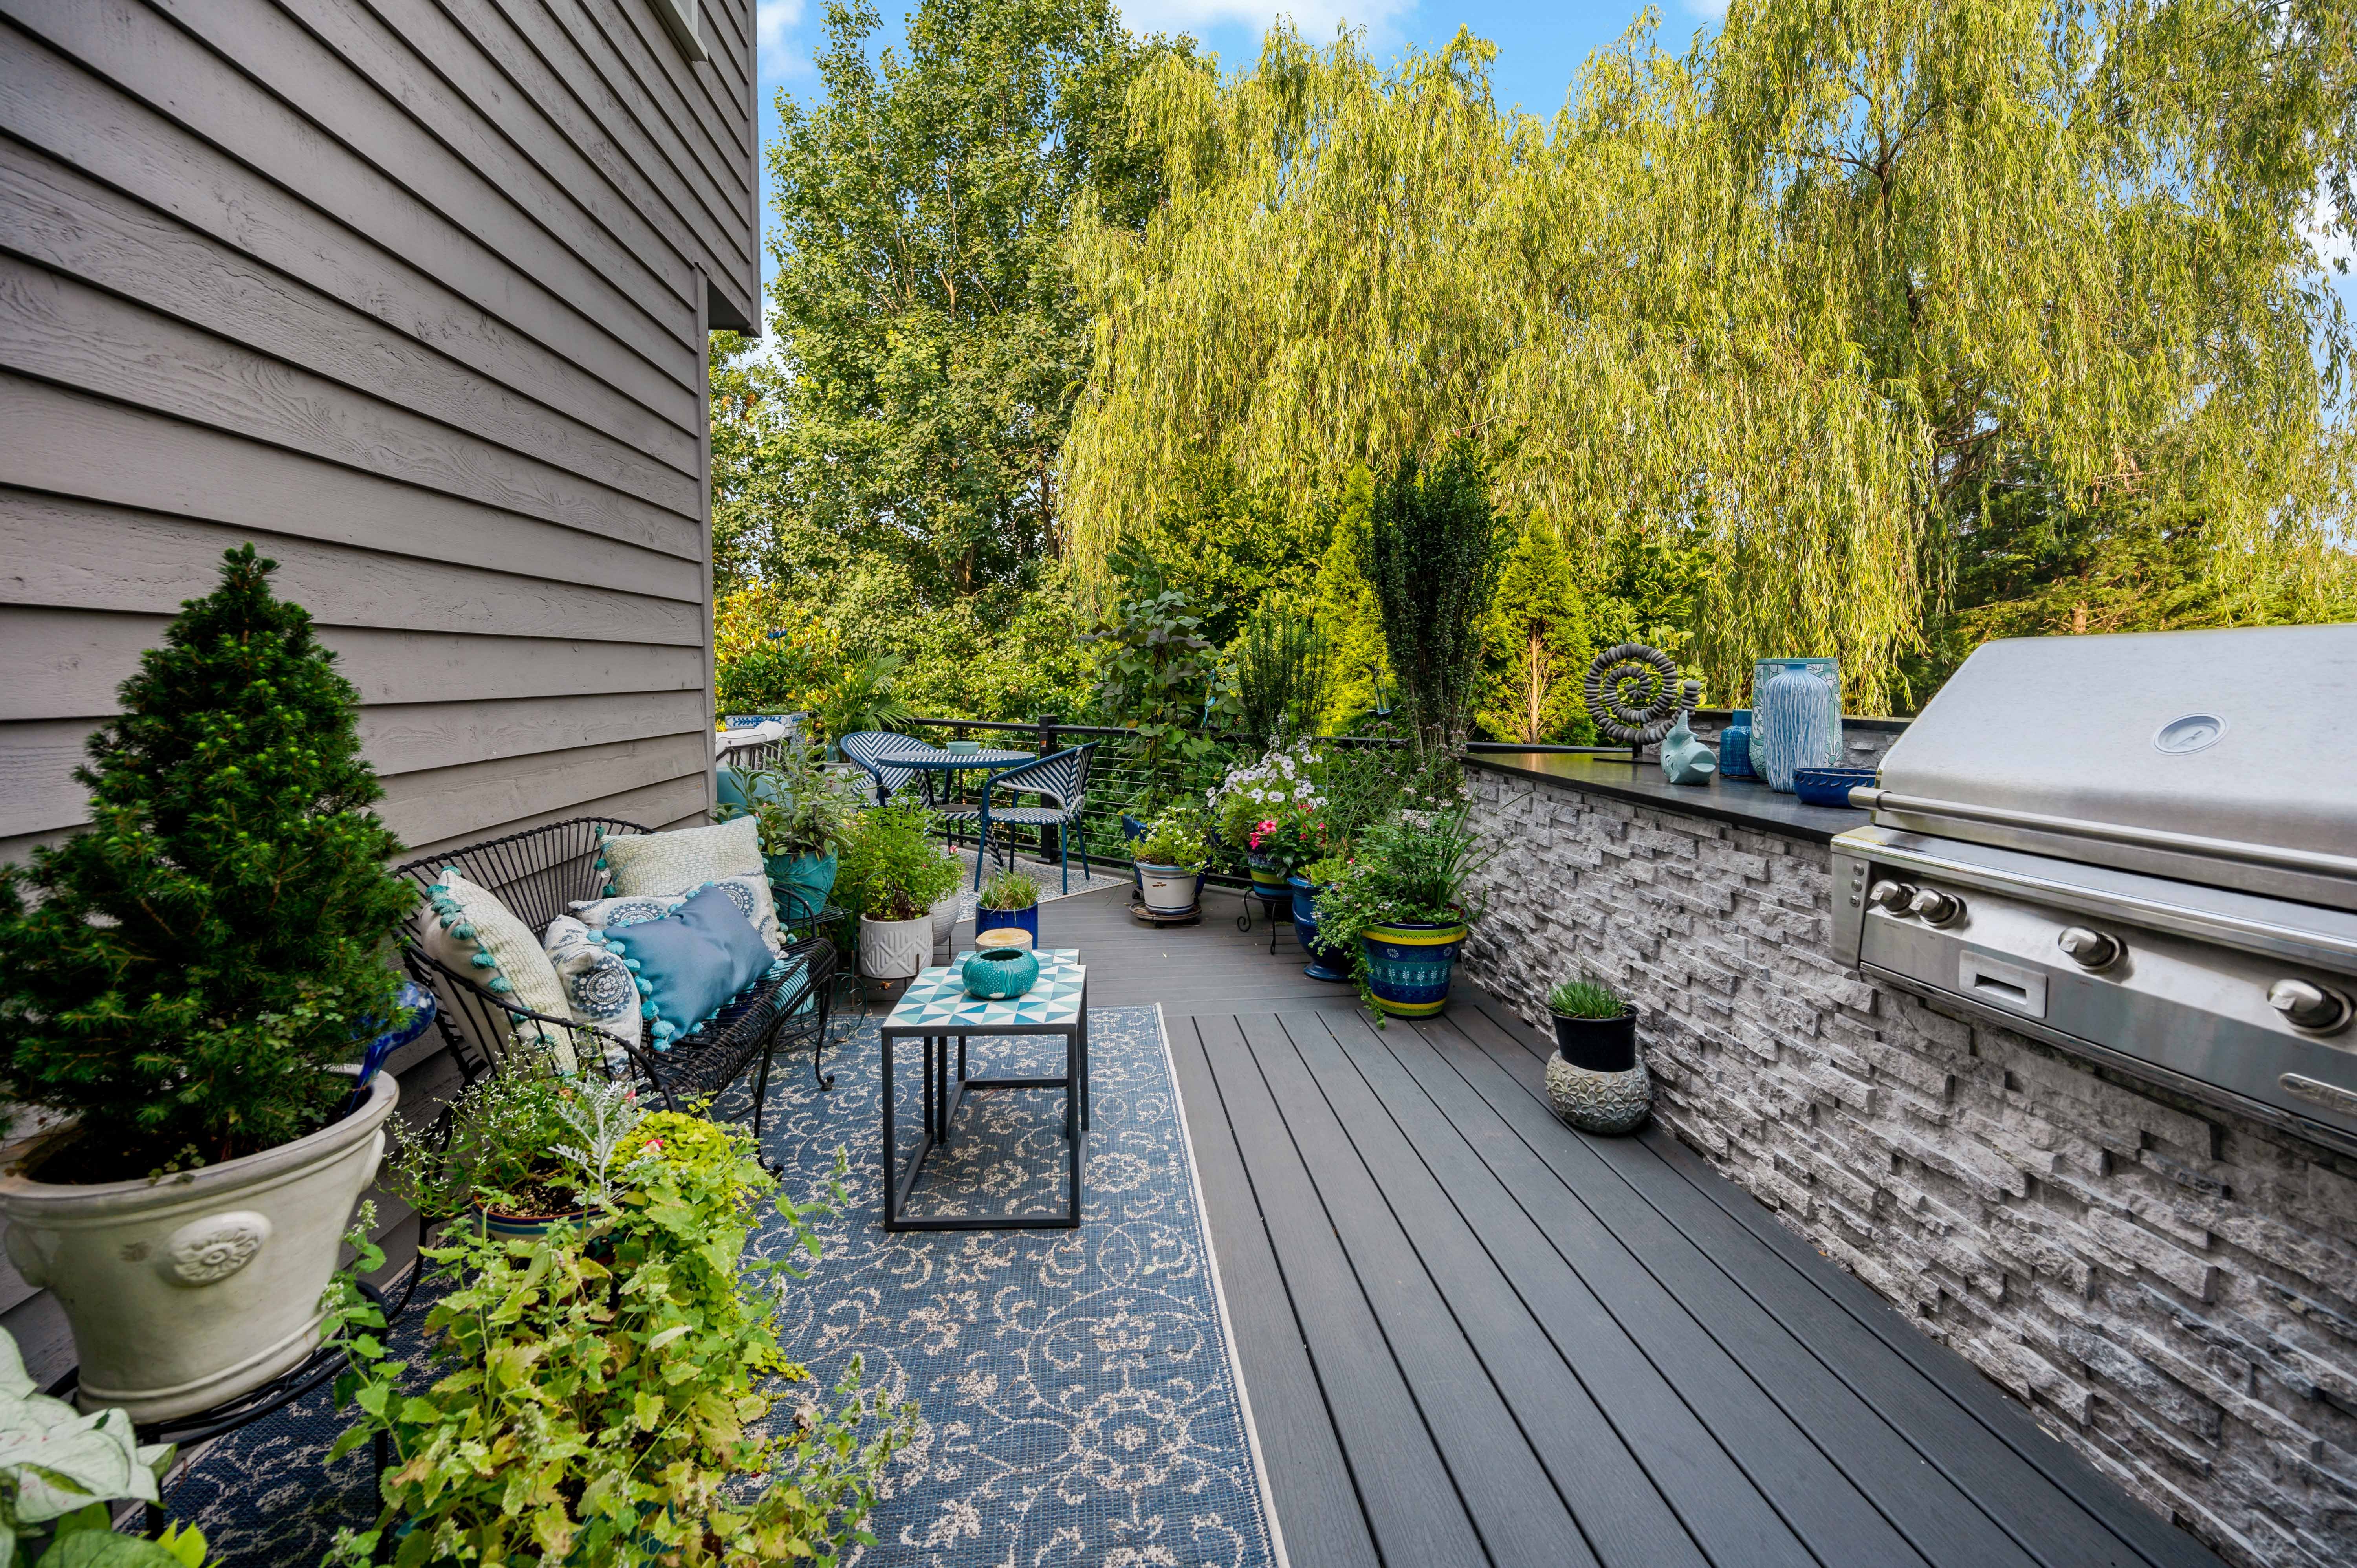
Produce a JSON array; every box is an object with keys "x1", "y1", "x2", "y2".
[{"x1": 2152, "y1": 713, "x2": 2227, "y2": 755}]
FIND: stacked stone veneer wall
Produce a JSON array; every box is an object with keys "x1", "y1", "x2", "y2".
[{"x1": 1463, "y1": 765, "x2": 2357, "y2": 1568}]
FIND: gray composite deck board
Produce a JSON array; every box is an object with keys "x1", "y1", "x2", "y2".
[{"x1": 1045, "y1": 884, "x2": 2234, "y2": 1568}]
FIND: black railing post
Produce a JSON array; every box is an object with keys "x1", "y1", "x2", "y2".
[{"x1": 1036, "y1": 713, "x2": 1061, "y2": 864}]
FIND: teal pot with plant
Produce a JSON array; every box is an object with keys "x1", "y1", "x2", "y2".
[
  {"x1": 1288, "y1": 874, "x2": 1353, "y2": 983},
  {"x1": 1543, "y1": 975, "x2": 1650, "y2": 1134},
  {"x1": 768, "y1": 850, "x2": 838, "y2": 925},
  {"x1": 1360, "y1": 921, "x2": 1470, "y2": 1017}
]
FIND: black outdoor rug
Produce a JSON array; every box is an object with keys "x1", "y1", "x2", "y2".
[{"x1": 161, "y1": 1006, "x2": 1282, "y2": 1568}]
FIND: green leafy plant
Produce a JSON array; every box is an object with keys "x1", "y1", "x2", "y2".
[
  {"x1": 380, "y1": 1067, "x2": 582, "y2": 1222},
  {"x1": 1233, "y1": 601, "x2": 1332, "y2": 746},
  {"x1": 323, "y1": 1136, "x2": 916, "y2": 1568},
  {"x1": 0, "y1": 546, "x2": 411, "y2": 1182},
  {"x1": 1133, "y1": 807, "x2": 1209, "y2": 869},
  {"x1": 0, "y1": 1328, "x2": 214, "y2": 1568},
  {"x1": 738, "y1": 745, "x2": 860, "y2": 861},
  {"x1": 979, "y1": 870, "x2": 1041, "y2": 911},
  {"x1": 1312, "y1": 802, "x2": 1492, "y2": 1015},
  {"x1": 1365, "y1": 443, "x2": 1507, "y2": 760},
  {"x1": 1547, "y1": 974, "x2": 1629, "y2": 1020},
  {"x1": 1086, "y1": 550, "x2": 1235, "y2": 803},
  {"x1": 834, "y1": 799, "x2": 960, "y2": 921},
  {"x1": 819, "y1": 652, "x2": 914, "y2": 743}
]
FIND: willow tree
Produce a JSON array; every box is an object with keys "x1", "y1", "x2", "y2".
[{"x1": 1063, "y1": 2, "x2": 2357, "y2": 710}]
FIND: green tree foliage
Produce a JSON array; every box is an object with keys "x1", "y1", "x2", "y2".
[
  {"x1": 1365, "y1": 444, "x2": 1508, "y2": 758},
  {"x1": 1310, "y1": 467, "x2": 1393, "y2": 729},
  {"x1": 0, "y1": 548, "x2": 411, "y2": 1178},
  {"x1": 1479, "y1": 521, "x2": 1598, "y2": 745},
  {"x1": 1065, "y1": 4, "x2": 2357, "y2": 711},
  {"x1": 764, "y1": 0, "x2": 1183, "y2": 597},
  {"x1": 1113, "y1": 458, "x2": 1324, "y2": 649}
]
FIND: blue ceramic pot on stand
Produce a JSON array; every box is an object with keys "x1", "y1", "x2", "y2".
[
  {"x1": 1717, "y1": 709, "x2": 1756, "y2": 780},
  {"x1": 1288, "y1": 875, "x2": 1353, "y2": 982},
  {"x1": 1751, "y1": 658, "x2": 1842, "y2": 794}
]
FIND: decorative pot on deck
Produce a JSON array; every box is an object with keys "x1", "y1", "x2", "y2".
[
  {"x1": 1545, "y1": 1006, "x2": 1650, "y2": 1133},
  {"x1": 766, "y1": 850, "x2": 837, "y2": 925},
  {"x1": 475, "y1": 1202, "x2": 594, "y2": 1243},
  {"x1": 1361, "y1": 922, "x2": 1469, "y2": 1017},
  {"x1": 1244, "y1": 850, "x2": 1289, "y2": 897},
  {"x1": 975, "y1": 903, "x2": 1040, "y2": 945},
  {"x1": 961, "y1": 945, "x2": 1040, "y2": 999},
  {"x1": 1136, "y1": 863, "x2": 1201, "y2": 916},
  {"x1": 1288, "y1": 875, "x2": 1353, "y2": 982},
  {"x1": 0, "y1": 1072, "x2": 399, "y2": 1421},
  {"x1": 858, "y1": 912, "x2": 933, "y2": 982}
]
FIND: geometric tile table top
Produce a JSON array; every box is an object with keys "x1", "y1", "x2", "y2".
[{"x1": 882, "y1": 949, "x2": 1086, "y2": 1030}]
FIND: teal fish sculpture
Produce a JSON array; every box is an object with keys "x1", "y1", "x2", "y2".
[{"x1": 1658, "y1": 714, "x2": 1717, "y2": 786}]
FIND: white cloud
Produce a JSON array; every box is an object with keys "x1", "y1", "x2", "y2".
[
  {"x1": 1115, "y1": 0, "x2": 1414, "y2": 48},
  {"x1": 755, "y1": 0, "x2": 803, "y2": 64}
]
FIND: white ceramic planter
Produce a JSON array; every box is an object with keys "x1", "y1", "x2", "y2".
[
  {"x1": 1137, "y1": 863, "x2": 1200, "y2": 916},
  {"x1": 859, "y1": 913, "x2": 933, "y2": 981},
  {"x1": 929, "y1": 889, "x2": 962, "y2": 957},
  {"x1": 0, "y1": 1073, "x2": 399, "y2": 1421}
]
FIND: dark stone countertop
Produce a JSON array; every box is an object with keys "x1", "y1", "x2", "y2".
[{"x1": 1463, "y1": 749, "x2": 1872, "y2": 844}]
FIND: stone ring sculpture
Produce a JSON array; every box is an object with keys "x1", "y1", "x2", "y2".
[{"x1": 1584, "y1": 643, "x2": 1699, "y2": 748}]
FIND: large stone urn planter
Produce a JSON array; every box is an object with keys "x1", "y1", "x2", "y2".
[{"x1": 0, "y1": 1072, "x2": 400, "y2": 1421}]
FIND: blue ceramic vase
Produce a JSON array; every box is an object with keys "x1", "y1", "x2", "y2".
[
  {"x1": 1718, "y1": 709, "x2": 1755, "y2": 779},
  {"x1": 1751, "y1": 658, "x2": 1842, "y2": 794},
  {"x1": 961, "y1": 945, "x2": 1039, "y2": 999},
  {"x1": 975, "y1": 903, "x2": 1040, "y2": 944}
]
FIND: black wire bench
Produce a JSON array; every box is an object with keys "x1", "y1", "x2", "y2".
[{"x1": 393, "y1": 817, "x2": 836, "y2": 1151}]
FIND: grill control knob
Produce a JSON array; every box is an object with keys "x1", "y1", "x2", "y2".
[
  {"x1": 1866, "y1": 880, "x2": 1915, "y2": 913},
  {"x1": 2268, "y1": 979, "x2": 2353, "y2": 1034},
  {"x1": 2057, "y1": 927, "x2": 2122, "y2": 970},
  {"x1": 1908, "y1": 887, "x2": 1965, "y2": 927}
]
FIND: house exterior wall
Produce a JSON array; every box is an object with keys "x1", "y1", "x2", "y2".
[
  {"x1": 0, "y1": 0, "x2": 757, "y2": 1368},
  {"x1": 1462, "y1": 763, "x2": 2357, "y2": 1568}
]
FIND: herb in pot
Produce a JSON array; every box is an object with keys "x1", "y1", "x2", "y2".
[
  {"x1": 1547, "y1": 974, "x2": 1630, "y2": 1019},
  {"x1": 834, "y1": 798, "x2": 960, "y2": 922},
  {"x1": 979, "y1": 870, "x2": 1041, "y2": 911}
]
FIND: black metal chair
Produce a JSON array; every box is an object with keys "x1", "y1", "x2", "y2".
[{"x1": 393, "y1": 819, "x2": 839, "y2": 1155}]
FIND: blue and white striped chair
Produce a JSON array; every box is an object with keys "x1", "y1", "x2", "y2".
[
  {"x1": 973, "y1": 742, "x2": 1100, "y2": 894},
  {"x1": 836, "y1": 731, "x2": 951, "y2": 808}
]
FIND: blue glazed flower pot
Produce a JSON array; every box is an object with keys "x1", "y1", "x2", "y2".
[
  {"x1": 1288, "y1": 875, "x2": 1352, "y2": 982},
  {"x1": 1718, "y1": 709, "x2": 1756, "y2": 779},
  {"x1": 1362, "y1": 921, "x2": 1469, "y2": 1017},
  {"x1": 975, "y1": 903, "x2": 1040, "y2": 944},
  {"x1": 961, "y1": 945, "x2": 1039, "y2": 998},
  {"x1": 767, "y1": 850, "x2": 837, "y2": 925}
]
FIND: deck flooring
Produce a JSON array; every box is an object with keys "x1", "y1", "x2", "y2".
[{"x1": 973, "y1": 881, "x2": 2223, "y2": 1568}]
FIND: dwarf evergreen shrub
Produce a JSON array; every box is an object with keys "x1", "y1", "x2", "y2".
[{"x1": 0, "y1": 547, "x2": 412, "y2": 1180}]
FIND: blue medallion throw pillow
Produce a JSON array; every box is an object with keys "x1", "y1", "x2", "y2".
[{"x1": 593, "y1": 885, "x2": 779, "y2": 1050}]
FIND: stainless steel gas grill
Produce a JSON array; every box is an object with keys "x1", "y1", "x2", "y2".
[{"x1": 1832, "y1": 624, "x2": 2357, "y2": 1154}]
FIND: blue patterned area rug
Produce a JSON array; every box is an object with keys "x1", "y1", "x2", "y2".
[{"x1": 160, "y1": 1006, "x2": 1283, "y2": 1568}]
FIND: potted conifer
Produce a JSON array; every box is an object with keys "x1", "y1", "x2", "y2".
[{"x1": 0, "y1": 548, "x2": 411, "y2": 1421}]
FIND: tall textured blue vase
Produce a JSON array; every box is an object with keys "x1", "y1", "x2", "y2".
[
  {"x1": 1718, "y1": 709, "x2": 1756, "y2": 779},
  {"x1": 1751, "y1": 658, "x2": 1842, "y2": 794}
]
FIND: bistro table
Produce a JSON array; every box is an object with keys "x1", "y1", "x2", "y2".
[
  {"x1": 878, "y1": 948, "x2": 1088, "y2": 1231},
  {"x1": 892, "y1": 746, "x2": 1036, "y2": 867}
]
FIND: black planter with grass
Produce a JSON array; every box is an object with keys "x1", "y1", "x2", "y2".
[{"x1": 1544, "y1": 975, "x2": 1650, "y2": 1134}]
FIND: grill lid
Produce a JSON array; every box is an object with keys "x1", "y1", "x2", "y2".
[{"x1": 1856, "y1": 624, "x2": 2357, "y2": 911}]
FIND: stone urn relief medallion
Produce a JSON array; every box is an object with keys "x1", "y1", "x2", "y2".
[{"x1": 163, "y1": 1211, "x2": 272, "y2": 1286}]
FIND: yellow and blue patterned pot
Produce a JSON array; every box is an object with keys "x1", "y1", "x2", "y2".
[{"x1": 1361, "y1": 921, "x2": 1470, "y2": 1017}]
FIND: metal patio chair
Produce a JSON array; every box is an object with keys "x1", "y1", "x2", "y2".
[
  {"x1": 393, "y1": 819, "x2": 840, "y2": 1153},
  {"x1": 972, "y1": 742, "x2": 1101, "y2": 894}
]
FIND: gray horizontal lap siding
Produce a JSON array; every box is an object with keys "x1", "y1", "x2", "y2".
[{"x1": 0, "y1": 0, "x2": 751, "y2": 1368}]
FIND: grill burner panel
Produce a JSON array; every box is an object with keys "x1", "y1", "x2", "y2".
[{"x1": 1833, "y1": 625, "x2": 2357, "y2": 1155}]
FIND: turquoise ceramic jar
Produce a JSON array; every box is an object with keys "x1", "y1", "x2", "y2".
[
  {"x1": 1718, "y1": 709, "x2": 1756, "y2": 779},
  {"x1": 961, "y1": 945, "x2": 1039, "y2": 999}
]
